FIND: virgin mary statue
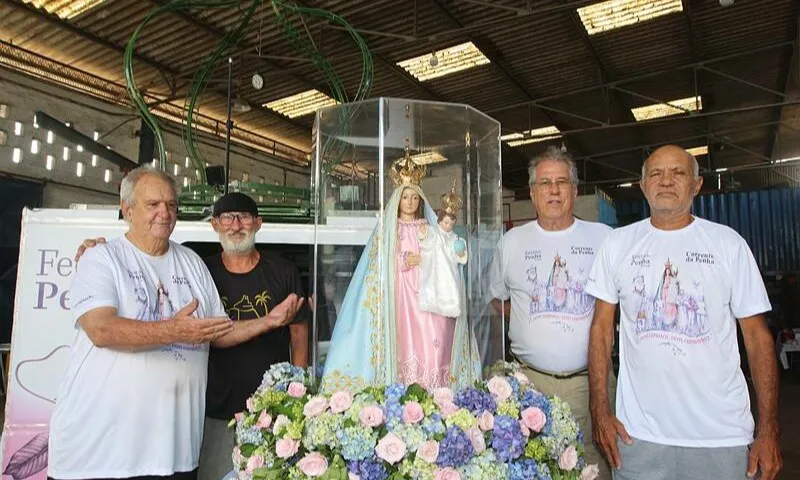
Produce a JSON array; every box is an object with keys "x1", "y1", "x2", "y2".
[{"x1": 321, "y1": 155, "x2": 481, "y2": 392}]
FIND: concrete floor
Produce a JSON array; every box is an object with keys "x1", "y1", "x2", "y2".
[{"x1": 0, "y1": 378, "x2": 797, "y2": 478}]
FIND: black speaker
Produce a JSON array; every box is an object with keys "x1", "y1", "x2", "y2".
[{"x1": 206, "y1": 165, "x2": 226, "y2": 187}]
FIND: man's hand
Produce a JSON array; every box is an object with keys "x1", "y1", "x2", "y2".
[
  {"x1": 75, "y1": 237, "x2": 106, "y2": 262},
  {"x1": 265, "y1": 294, "x2": 304, "y2": 330},
  {"x1": 168, "y1": 299, "x2": 233, "y2": 344},
  {"x1": 747, "y1": 426, "x2": 782, "y2": 480},
  {"x1": 592, "y1": 410, "x2": 633, "y2": 470}
]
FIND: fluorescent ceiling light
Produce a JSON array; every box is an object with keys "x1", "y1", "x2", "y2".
[
  {"x1": 25, "y1": 0, "x2": 106, "y2": 19},
  {"x1": 618, "y1": 182, "x2": 633, "y2": 187},
  {"x1": 631, "y1": 96, "x2": 702, "y2": 121},
  {"x1": 773, "y1": 156, "x2": 800, "y2": 164},
  {"x1": 686, "y1": 146, "x2": 708, "y2": 157},
  {"x1": 397, "y1": 42, "x2": 490, "y2": 82},
  {"x1": 501, "y1": 126, "x2": 561, "y2": 147},
  {"x1": 409, "y1": 152, "x2": 447, "y2": 165},
  {"x1": 264, "y1": 89, "x2": 338, "y2": 119},
  {"x1": 715, "y1": 167, "x2": 728, "y2": 172},
  {"x1": 578, "y1": 0, "x2": 683, "y2": 35}
]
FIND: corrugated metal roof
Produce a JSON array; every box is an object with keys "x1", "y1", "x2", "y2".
[{"x1": 0, "y1": 0, "x2": 797, "y2": 192}]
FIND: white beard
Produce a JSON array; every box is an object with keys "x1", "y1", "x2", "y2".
[{"x1": 219, "y1": 230, "x2": 256, "y2": 254}]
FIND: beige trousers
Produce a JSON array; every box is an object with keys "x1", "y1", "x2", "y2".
[{"x1": 520, "y1": 366, "x2": 617, "y2": 480}]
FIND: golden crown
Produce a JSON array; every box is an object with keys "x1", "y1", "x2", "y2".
[
  {"x1": 440, "y1": 179, "x2": 463, "y2": 216},
  {"x1": 390, "y1": 146, "x2": 427, "y2": 186}
]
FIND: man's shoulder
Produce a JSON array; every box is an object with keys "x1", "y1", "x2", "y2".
[
  {"x1": 573, "y1": 219, "x2": 613, "y2": 237},
  {"x1": 694, "y1": 217, "x2": 743, "y2": 242},
  {"x1": 502, "y1": 221, "x2": 539, "y2": 242},
  {"x1": 259, "y1": 250, "x2": 297, "y2": 271}
]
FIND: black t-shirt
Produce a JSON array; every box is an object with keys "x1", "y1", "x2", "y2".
[{"x1": 204, "y1": 251, "x2": 308, "y2": 420}]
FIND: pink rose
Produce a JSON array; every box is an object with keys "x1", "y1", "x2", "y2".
[
  {"x1": 245, "y1": 455, "x2": 264, "y2": 473},
  {"x1": 521, "y1": 407, "x2": 547, "y2": 433},
  {"x1": 288, "y1": 382, "x2": 307, "y2": 398},
  {"x1": 466, "y1": 428, "x2": 486, "y2": 453},
  {"x1": 329, "y1": 391, "x2": 353, "y2": 414},
  {"x1": 375, "y1": 432, "x2": 407, "y2": 465},
  {"x1": 304, "y1": 396, "x2": 328, "y2": 417},
  {"x1": 234, "y1": 412, "x2": 244, "y2": 422},
  {"x1": 478, "y1": 411, "x2": 494, "y2": 431},
  {"x1": 359, "y1": 405, "x2": 384, "y2": 427},
  {"x1": 402, "y1": 401, "x2": 424, "y2": 424},
  {"x1": 580, "y1": 464, "x2": 600, "y2": 480},
  {"x1": 432, "y1": 388, "x2": 454, "y2": 407},
  {"x1": 256, "y1": 410, "x2": 272, "y2": 429},
  {"x1": 434, "y1": 467, "x2": 461, "y2": 480},
  {"x1": 559, "y1": 445, "x2": 579, "y2": 471},
  {"x1": 417, "y1": 440, "x2": 440, "y2": 463},
  {"x1": 297, "y1": 452, "x2": 329, "y2": 477},
  {"x1": 520, "y1": 423, "x2": 530, "y2": 437},
  {"x1": 513, "y1": 371, "x2": 530, "y2": 385},
  {"x1": 487, "y1": 376, "x2": 513, "y2": 402},
  {"x1": 246, "y1": 397, "x2": 256, "y2": 412},
  {"x1": 272, "y1": 414, "x2": 291, "y2": 435},
  {"x1": 233, "y1": 447, "x2": 244, "y2": 464},
  {"x1": 439, "y1": 401, "x2": 459, "y2": 418},
  {"x1": 275, "y1": 438, "x2": 300, "y2": 459}
]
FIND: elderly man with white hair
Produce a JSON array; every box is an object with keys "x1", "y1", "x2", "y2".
[{"x1": 48, "y1": 166, "x2": 268, "y2": 480}]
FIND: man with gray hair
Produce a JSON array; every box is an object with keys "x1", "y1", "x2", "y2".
[
  {"x1": 587, "y1": 145, "x2": 781, "y2": 480},
  {"x1": 489, "y1": 145, "x2": 616, "y2": 478},
  {"x1": 48, "y1": 165, "x2": 234, "y2": 480},
  {"x1": 49, "y1": 167, "x2": 303, "y2": 480}
]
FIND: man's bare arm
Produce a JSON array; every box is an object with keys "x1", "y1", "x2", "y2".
[
  {"x1": 290, "y1": 320, "x2": 309, "y2": 367},
  {"x1": 740, "y1": 315, "x2": 782, "y2": 480},
  {"x1": 80, "y1": 299, "x2": 232, "y2": 349},
  {"x1": 589, "y1": 298, "x2": 631, "y2": 470},
  {"x1": 212, "y1": 295, "x2": 303, "y2": 349},
  {"x1": 491, "y1": 298, "x2": 511, "y2": 317}
]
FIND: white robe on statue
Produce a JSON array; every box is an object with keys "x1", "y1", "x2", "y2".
[{"x1": 419, "y1": 225, "x2": 467, "y2": 318}]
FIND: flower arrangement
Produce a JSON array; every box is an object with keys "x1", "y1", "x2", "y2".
[{"x1": 231, "y1": 362, "x2": 598, "y2": 480}]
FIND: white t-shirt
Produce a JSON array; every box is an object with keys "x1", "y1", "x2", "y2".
[
  {"x1": 490, "y1": 219, "x2": 612, "y2": 373},
  {"x1": 48, "y1": 235, "x2": 226, "y2": 479},
  {"x1": 586, "y1": 217, "x2": 770, "y2": 447}
]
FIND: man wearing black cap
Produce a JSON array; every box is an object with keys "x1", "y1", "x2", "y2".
[
  {"x1": 73, "y1": 192, "x2": 308, "y2": 480},
  {"x1": 199, "y1": 192, "x2": 309, "y2": 480}
]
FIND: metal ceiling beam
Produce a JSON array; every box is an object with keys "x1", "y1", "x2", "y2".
[
  {"x1": 487, "y1": 40, "x2": 795, "y2": 114},
  {"x1": 426, "y1": 0, "x2": 604, "y2": 186},
  {"x1": 2, "y1": 0, "x2": 176, "y2": 79},
  {"x1": 766, "y1": 14, "x2": 799, "y2": 161}
]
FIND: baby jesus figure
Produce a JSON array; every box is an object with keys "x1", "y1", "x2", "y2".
[{"x1": 418, "y1": 182, "x2": 467, "y2": 318}]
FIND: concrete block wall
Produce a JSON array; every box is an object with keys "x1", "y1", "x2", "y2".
[{"x1": 0, "y1": 68, "x2": 311, "y2": 207}]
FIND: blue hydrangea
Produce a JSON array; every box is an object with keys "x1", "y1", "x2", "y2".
[
  {"x1": 348, "y1": 458, "x2": 389, "y2": 480},
  {"x1": 509, "y1": 459, "x2": 538, "y2": 480},
  {"x1": 338, "y1": 425, "x2": 378, "y2": 461},
  {"x1": 436, "y1": 426, "x2": 474, "y2": 468},
  {"x1": 235, "y1": 424, "x2": 263, "y2": 445},
  {"x1": 491, "y1": 415, "x2": 526, "y2": 463},
  {"x1": 507, "y1": 376, "x2": 522, "y2": 397},
  {"x1": 520, "y1": 389, "x2": 552, "y2": 434},
  {"x1": 421, "y1": 412, "x2": 446, "y2": 437},
  {"x1": 384, "y1": 399, "x2": 404, "y2": 430},
  {"x1": 537, "y1": 462, "x2": 553, "y2": 480},
  {"x1": 454, "y1": 388, "x2": 497, "y2": 416},
  {"x1": 385, "y1": 383, "x2": 407, "y2": 401}
]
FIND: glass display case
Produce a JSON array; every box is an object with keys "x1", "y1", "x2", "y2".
[{"x1": 310, "y1": 98, "x2": 504, "y2": 391}]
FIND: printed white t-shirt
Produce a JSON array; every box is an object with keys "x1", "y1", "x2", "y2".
[
  {"x1": 586, "y1": 217, "x2": 770, "y2": 447},
  {"x1": 490, "y1": 218, "x2": 612, "y2": 374},
  {"x1": 48, "y1": 235, "x2": 226, "y2": 479}
]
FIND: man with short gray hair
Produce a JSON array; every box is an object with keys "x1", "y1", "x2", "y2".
[
  {"x1": 489, "y1": 145, "x2": 615, "y2": 478},
  {"x1": 48, "y1": 165, "x2": 233, "y2": 480},
  {"x1": 588, "y1": 145, "x2": 782, "y2": 480}
]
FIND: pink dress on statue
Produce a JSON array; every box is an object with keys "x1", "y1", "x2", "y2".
[{"x1": 395, "y1": 218, "x2": 455, "y2": 389}]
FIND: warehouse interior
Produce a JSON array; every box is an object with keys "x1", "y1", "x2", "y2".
[{"x1": 0, "y1": 0, "x2": 799, "y2": 477}]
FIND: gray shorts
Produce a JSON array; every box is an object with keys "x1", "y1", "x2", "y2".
[{"x1": 614, "y1": 437, "x2": 749, "y2": 480}]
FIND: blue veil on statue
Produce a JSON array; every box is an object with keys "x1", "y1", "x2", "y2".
[{"x1": 320, "y1": 155, "x2": 481, "y2": 393}]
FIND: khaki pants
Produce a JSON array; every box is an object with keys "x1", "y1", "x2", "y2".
[{"x1": 520, "y1": 366, "x2": 617, "y2": 480}]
